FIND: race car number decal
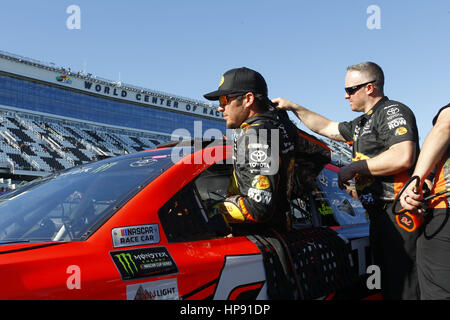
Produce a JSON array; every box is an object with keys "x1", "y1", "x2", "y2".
[{"x1": 112, "y1": 224, "x2": 160, "y2": 248}]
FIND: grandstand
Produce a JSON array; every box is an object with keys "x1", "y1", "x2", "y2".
[
  {"x1": 0, "y1": 106, "x2": 171, "y2": 190},
  {"x1": 0, "y1": 50, "x2": 226, "y2": 189},
  {"x1": 0, "y1": 107, "x2": 169, "y2": 172},
  {"x1": 0, "y1": 50, "x2": 351, "y2": 191},
  {"x1": 325, "y1": 137, "x2": 352, "y2": 166}
]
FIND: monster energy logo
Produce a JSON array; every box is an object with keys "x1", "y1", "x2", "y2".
[
  {"x1": 111, "y1": 247, "x2": 178, "y2": 280},
  {"x1": 115, "y1": 253, "x2": 139, "y2": 276}
]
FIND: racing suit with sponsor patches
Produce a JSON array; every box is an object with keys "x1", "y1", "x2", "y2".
[
  {"x1": 216, "y1": 110, "x2": 296, "y2": 231},
  {"x1": 338, "y1": 96, "x2": 421, "y2": 300}
]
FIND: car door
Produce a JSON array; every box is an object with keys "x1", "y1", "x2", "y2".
[{"x1": 156, "y1": 172, "x2": 268, "y2": 300}]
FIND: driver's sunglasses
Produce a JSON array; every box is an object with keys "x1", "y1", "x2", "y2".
[
  {"x1": 218, "y1": 93, "x2": 246, "y2": 107},
  {"x1": 345, "y1": 80, "x2": 376, "y2": 95}
]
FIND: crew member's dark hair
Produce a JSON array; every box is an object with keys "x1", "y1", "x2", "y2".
[
  {"x1": 254, "y1": 93, "x2": 271, "y2": 111},
  {"x1": 347, "y1": 61, "x2": 385, "y2": 95},
  {"x1": 236, "y1": 92, "x2": 271, "y2": 111}
]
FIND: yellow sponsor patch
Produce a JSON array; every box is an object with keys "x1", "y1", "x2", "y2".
[
  {"x1": 251, "y1": 175, "x2": 271, "y2": 190},
  {"x1": 395, "y1": 127, "x2": 408, "y2": 136},
  {"x1": 353, "y1": 152, "x2": 370, "y2": 161},
  {"x1": 219, "y1": 76, "x2": 225, "y2": 87},
  {"x1": 215, "y1": 201, "x2": 245, "y2": 222}
]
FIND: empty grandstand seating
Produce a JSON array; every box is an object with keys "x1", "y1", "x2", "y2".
[
  {"x1": 0, "y1": 109, "x2": 171, "y2": 174},
  {"x1": 0, "y1": 108, "x2": 352, "y2": 176}
]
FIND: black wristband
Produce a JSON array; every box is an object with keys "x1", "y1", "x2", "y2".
[{"x1": 351, "y1": 159, "x2": 370, "y2": 176}]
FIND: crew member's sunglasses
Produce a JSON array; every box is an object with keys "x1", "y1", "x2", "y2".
[
  {"x1": 345, "y1": 80, "x2": 376, "y2": 95},
  {"x1": 218, "y1": 93, "x2": 246, "y2": 107}
]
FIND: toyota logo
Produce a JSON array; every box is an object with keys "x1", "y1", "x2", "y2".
[
  {"x1": 387, "y1": 107, "x2": 399, "y2": 116},
  {"x1": 250, "y1": 150, "x2": 267, "y2": 162}
]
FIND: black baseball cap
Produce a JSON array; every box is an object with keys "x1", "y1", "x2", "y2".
[{"x1": 203, "y1": 67, "x2": 268, "y2": 101}]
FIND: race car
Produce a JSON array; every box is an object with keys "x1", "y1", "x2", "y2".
[{"x1": 0, "y1": 137, "x2": 375, "y2": 300}]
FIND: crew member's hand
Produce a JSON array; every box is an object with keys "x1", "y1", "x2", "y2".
[
  {"x1": 345, "y1": 182, "x2": 359, "y2": 200},
  {"x1": 338, "y1": 164, "x2": 356, "y2": 189},
  {"x1": 399, "y1": 182, "x2": 424, "y2": 213},
  {"x1": 271, "y1": 97, "x2": 298, "y2": 111},
  {"x1": 337, "y1": 160, "x2": 369, "y2": 189}
]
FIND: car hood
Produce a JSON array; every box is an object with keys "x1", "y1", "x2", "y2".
[{"x1": 0, "y1": 242, "x2": 67, "y2": 254}]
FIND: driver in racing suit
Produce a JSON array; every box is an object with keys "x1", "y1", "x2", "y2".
[{"x1": 203, "y1": 67, "x2": 297, "y2": 231}]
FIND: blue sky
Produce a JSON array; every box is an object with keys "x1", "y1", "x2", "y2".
[{"x1": 0, "y1": 0, "x2": 449, "y2": 143}]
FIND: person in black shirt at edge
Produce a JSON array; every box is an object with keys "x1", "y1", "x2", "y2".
[
  {"x1": 273, "y1": 62, "x2": 421, "y2": 300},
  {"x1": 203, "y1": 67, "x2": 297, "y2": 232},
  {"x1": 400, "y1": 104, "x2": 450, "y2": 300}
]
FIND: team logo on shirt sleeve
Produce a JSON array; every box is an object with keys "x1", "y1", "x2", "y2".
[
  {"x1": 395, "y1": 127, "x2": 408, "y2": 136},
  {"x1": 251, "y1": 175, "x2": 271, "y2": 190},
  {"x1": 386, "y1": 107, "x2": 400, "y2": 116},
  {"x1": 388, "y1": 117, "x2": 407, "y2": 130}
]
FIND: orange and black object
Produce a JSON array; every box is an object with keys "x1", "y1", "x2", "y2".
[
  {"x1": 392, "y1": 176, "x2": 424, "y2": 232},
  {"x1": 392, "y1": 176, "x2": 450, "y2": 232}
]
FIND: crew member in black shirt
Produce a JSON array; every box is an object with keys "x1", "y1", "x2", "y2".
[{"x1": 273, "y1": 62, "x2": 420, "y2": 299}]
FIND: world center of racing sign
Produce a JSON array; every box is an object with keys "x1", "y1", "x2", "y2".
[{"x1": 0, "y1": 55, "x2": 223, "y2": 120}]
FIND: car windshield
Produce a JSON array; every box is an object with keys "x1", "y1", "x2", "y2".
[{"x1": 0, "y1": 150, "x2": 173, "y2": 243}]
